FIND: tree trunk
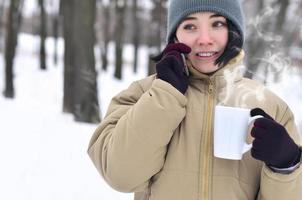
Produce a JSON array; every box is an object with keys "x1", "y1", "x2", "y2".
[
  {"x1": 275, "y1": 0, "x2": 289, "y2": 36},
  {"x1": 273, "y1": 0, "x2": 289, "y2": 82},
  {"x1": 148, "y1": 0, "x2": 166, "y2": 76},
  {"x1": 61, "y1": 0, "x2": 75, "y2": 113},
  {"x1": 132, "y1": 0, "x2": 139, "y2": 73},
  {"x1": 39, "y1": 0, "x2": 47, "y2": 70},
  {"x1": 3, "y1": 0, "x2": 22, "y2": 98},
  {"x1": 52, "y1": 13, "x2": 59, "y2": 66},
  {"x1": 243, "y1": 0, "x2": 292, "y2": 82},
  {"x1": 0, "y1": 0, "x2": 6, "y2": 52},
  {"x1": 243, "y1": 0, "x2": 265, "y2": 79},
  {"x1": 154, "y1": 1, "x2": 163, "y2": 50},
  {"x1": 100, "y1": 1, "x2": 110, "y2": 71},
  {"x1": 114, "y1": 0, "x2": 126, "y2": 80},
  {"x1": 72, "y1": 0, "x2": 100, "y2": 123}
]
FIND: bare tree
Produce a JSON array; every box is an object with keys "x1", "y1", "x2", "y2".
[
  {"x1": 38, "y1": 0, "x2": 47, "y2": 70},
  {"x1": 51, "y1": 0, "x2": 60, "y2": 66},
  {"x1": 3, "y1": 0, "x2": 23, "y2": 98},
  {"x1": 132, "y1": 0, "x2": 139, "y2": 73},
  {"x1": 244, "y1": 0, "x2": 267, "y2": 79},
  {"x1": 283, "y1": 1, "x2": 302, "y2": 50},
  {"x1": 0, "y1": 0, "x2": 6, "y2": 52},
  {"x1": 52, "y1": 13, "x2": 59, "y2": 66},
  {"x1": 243, "y1": 0, "x2": 300, "y2": 82},
  {"x1": 98, "y1": 0, "x2": 111, "y2": 71},
  {"x1": 72, "y1": 0, "x2": 100, "y2": 123},
  {"x1": 114, "y1": 0, "x2": 126, "y2": 79},
  {"x1": 147, "y1": 0, "x2": 167, "y2": 75},
  {"x1": 61, "y1": 0, "x2": 75, "y2": 113},
  {"x1": 61, "y1": 0, "x2": 100, "y2": 123},
  {"x1": 274, "y1": 0, "x2": 289, "y2": 35}
]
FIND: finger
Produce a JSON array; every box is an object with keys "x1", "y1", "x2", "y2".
[
  {"x1": 251, "y1": 138, "x2": 264, "y2": 151},
  {"x1": 169, "y1": 56, "x2": 185, "y2": 75},
  {"x1": 165, "y1": 43, "x2": 191, "y2": 54},
  {"x1": 165, "y1": 50, "x2": 182, "y2": 61},
  {"x1": 250, "y1": 108, "x2": 274, "y2": 120},
  {"x1": 158, "y1": 55, "x2": 184, "y2": 75},
  {"x1": 251, "y1": 126, "x2": 266, "y2": 139},
  {"x1": 156, "y1": 56, "x2": 176, "y2": 76},
  {"x1": 251, "y1": 148, "x2": 263, "y2": 161},
  {"x1": 254, "y1": 118, "x2": 276, "y2": 129},
  {"x1": 154, "y1": 43, "x2": 192, "y2": 62}
]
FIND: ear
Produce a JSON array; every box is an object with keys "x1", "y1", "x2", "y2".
[{"x1": 168, "y1": 32, "x2": 178, "y2": 43}]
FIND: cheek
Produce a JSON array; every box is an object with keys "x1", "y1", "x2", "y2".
[
  {"x1": 217, "y1": 31, "x2": 228, "y2": 47},
  {"x1": 176, "y1": 35, "x2": 195, "y2": 50}
]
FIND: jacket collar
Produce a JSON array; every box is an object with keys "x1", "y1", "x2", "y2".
[{"x1": 187, "y1": 50, "x2": 245, "y2": 89}]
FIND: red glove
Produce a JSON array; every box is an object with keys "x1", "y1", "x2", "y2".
[
  {"x1": 250, "y1": 108, "x2": 300, "y2": 168},
  {"x1": 154, "y1": 43, "x2": 191, "y2": 94}
]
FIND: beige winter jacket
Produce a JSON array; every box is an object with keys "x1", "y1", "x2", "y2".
[{"x1": 88, "y1": 51, "x2": 302, "y2": 200}]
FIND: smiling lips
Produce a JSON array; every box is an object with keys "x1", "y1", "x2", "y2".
[
  {"x1": 194, "y1": 51, "x2": 220, "y2": 61},
  {"x1": 196, "y1": 51, "x2": 218, "y2": 57}
]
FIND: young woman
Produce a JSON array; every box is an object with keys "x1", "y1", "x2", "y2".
[{"x1": 88, "y1": 0, "x2": 302, "y2": 199}]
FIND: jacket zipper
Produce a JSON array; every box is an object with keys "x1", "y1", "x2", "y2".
[{"x1": 200, "y1": 80, "x2": 215, "y2": 200}]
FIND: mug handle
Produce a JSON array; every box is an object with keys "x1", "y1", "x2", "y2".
[
  {"x1": 242, "y1": 115, "x2": 264, "y2": 154},
  {"x1": 242, "y1": 143, "x2": 252, "y2": 154}
]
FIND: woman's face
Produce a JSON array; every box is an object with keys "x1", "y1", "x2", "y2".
[{"x1": 176, "y1": 12, "x2": 228, "y2": 74}]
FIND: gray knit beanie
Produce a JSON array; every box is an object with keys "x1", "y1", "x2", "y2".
[{"x1": 166, "y1": 0, "x2": 245, "y2": 44}]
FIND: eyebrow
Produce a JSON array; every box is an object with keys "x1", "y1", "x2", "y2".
[{"x1": 210, "y1": 14, "x2": 224, "y2": 18}]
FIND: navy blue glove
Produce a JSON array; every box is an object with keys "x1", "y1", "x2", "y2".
[
  {"x1": 154, "y1": 43, "x2": 191, "y2": 94},
  {"x1": 250, "y1": 108, "x2": 300, "y2": 168}
]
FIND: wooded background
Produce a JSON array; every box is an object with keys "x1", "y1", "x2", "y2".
[{"x1": 0, "y1": 0, "x2": 301, "y2": 123}]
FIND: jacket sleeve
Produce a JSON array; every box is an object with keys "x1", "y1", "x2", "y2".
[
  {"x1": 258, "y1": 106, "x2": 302, "y2": 200},
  {"x1": 87, "y1": 79, "x2": 187, "y2": 193}
]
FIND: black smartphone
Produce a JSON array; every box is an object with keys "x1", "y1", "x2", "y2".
[
  {"x1": 181, "y1": 53, "x2": 189, "y2": 76},
  {"x1": 174, "y1": 37, "x2": 189, "y2": 76}
]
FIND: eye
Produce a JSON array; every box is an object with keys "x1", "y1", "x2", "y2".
[
  {"x1": 213, "y1": 21, "x2": 227, "y2": 28},
  {"x1": 183, "y1": 23, "x2": 196, "y2": 31}
]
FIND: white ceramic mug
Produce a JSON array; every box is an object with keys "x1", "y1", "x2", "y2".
[{"x1": 213, "y1": 105, "x2": 263, "y2": 160}]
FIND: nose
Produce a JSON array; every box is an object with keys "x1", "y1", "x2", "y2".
[{"x1": 196, "y1": 28, "x2": 213, "y2": 46}]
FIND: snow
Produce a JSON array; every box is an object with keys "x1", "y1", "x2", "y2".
[
  {"x1": 0, "y1": 34, "x2": 146, "y2": 200},
  {"x1": 0, "y1": 33, "x2": 301, "y2": 200}
]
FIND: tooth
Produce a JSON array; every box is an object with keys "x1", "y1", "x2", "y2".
[{"x1": 198, "y1": 52, "x2": 215, "y2": 57}]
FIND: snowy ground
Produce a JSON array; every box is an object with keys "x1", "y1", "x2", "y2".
[
  {"x1": 0, "y1": 34, "x2": 146, "y2": 200},
  {"x1": 0, "y1": 34, "x2": 301, "y2": 200}
]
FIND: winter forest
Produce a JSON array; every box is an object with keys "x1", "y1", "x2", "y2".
[{"x1": 0, "y1": 0, "x2": 302, "y2": 199}]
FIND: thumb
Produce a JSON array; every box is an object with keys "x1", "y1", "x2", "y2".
[{"x1": 250, "y1": 108, "x2": 274, "y2": 120}]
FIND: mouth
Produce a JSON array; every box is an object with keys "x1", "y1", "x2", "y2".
[{"x1": 195, "y1": 51, "x2": 220, "y2": 59}]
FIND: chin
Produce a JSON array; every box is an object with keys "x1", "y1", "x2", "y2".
[{"x1": 194, "y1": 64, "x2": 218, "y2": 74}]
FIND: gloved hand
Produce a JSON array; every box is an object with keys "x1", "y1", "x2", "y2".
[
  {"x1": 250, "y1": 108, "x2": 300, "y2": 168},
  {"x1": 154, "y1": 43, "x2": 191, "y2": 94}
]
